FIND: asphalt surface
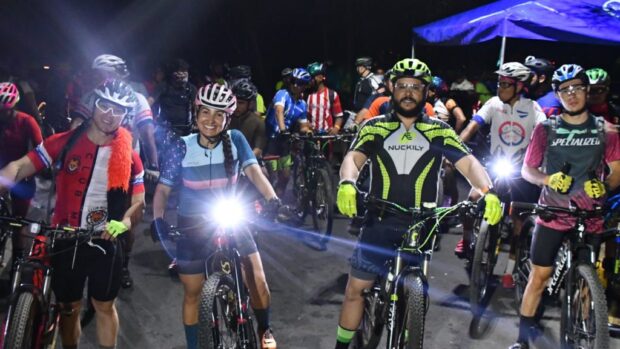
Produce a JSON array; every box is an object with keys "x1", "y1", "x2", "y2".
[{"x1": 2, "y1": 181, "x2": 620, "y2": 349}]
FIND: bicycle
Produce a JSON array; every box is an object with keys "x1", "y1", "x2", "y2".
[
  {"x1": 155, "y1": 198, "x2": 269, "y2": 348},
  {"x1": 353, "y1": 195, "x2": 474, "y2": 349},
  {"x1": 511, "y1": 201, "x2": 615, "y2": 349},
  {"x1": 0, "y1": 197, "x2": 14, "y2": 274},
  {"x1": 0, "y1": 200, "x2": 98, "y2": 349},
  {"x1": 290, "y1": 132, "x2": 354, "y2": 249}
]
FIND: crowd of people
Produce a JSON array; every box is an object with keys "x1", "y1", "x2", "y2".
[{"x1": 0, "y1": 51, "x2": 619, "y2": 349}]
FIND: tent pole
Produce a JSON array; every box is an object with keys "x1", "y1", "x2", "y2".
[
  {"x1": 411, "y1": 39, "x2": 415, "y2": 59},
  {"x1": 499, "y1": 35, "x2": 506, "y2": 66}
]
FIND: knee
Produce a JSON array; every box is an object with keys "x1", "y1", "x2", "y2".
[
  {"x1": 343, "y1": 285, "x2": 365, "y2": 303},
  {"x1": 527, "y1": 269, "x2": 550, "y2": 291},
  {"x1": 91, "y1": 300, "x2": 116, "y2": 315},
  {"x1": 183, "y1": 290, "x2": 200, "y2": 305}
]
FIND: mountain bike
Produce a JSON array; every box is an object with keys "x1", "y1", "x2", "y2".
[
  {"x1": 291, "y1": 132, "x2": 354, "y2": 249},
  {"x1": 511, "y1": 201, "x2": 614, "y2": 349},
  {"x1": 0, "y1": 200, "x2": 98, "y2": 349},
  {"x1": 353, "y1": 195, "x2": 474, "y2": 349}
]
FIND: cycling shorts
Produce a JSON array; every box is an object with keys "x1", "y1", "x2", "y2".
[
  {"x1": 52, "y1": 239, "x2": 122, "y2": 302},
  {"x1": 176, "y1": 215, "x2": 258, "y2": 275},
  {"x1": 350, "y1": 215, "x2": 433, "y2": 281}
]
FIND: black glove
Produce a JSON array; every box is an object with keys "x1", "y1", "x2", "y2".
[
  {"x1": 279, "y1": 130, "x2": 291, "y2": 140},
  {"x1": 150, "y1": 218, "x2": 171, "y2": 242},
  {"x1": 263, "y1": 197, "x2": 282, "y2": 220}
]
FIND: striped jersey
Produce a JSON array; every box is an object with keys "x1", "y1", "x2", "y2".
[{"x1": 306, "y1": 88, "x2": 343, "y2": 131}]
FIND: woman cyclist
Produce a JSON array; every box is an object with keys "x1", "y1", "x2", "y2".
[{"x1": 151, "y1": 83, "x2": 279, "y2": 349}]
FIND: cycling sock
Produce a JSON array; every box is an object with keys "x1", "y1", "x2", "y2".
[
  {"x1": 184, "y1": 323, "x2": 198, "y2": 349},
  {"x1": 253, "y1": 307, "x2": 270, "y2": 333},
  {"x1": 335, "y1": 325, "x2": 355, "y2": 348},
  {"x1": 517, "y1": 315, "x2": 535, "y2": 343}
]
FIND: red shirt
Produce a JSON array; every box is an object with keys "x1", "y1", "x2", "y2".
[
  {"x1": 0, "y1": 111, "x2": 43, "y2": 168},
  {"x1": 27, "y1": 129, "x2": 144, "y2": 230},
  {"x1": 307, "y1": 87, "x2": 343, "y2": 131}
]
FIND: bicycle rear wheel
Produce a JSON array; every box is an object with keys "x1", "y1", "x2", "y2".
[
  {"x1": 514, "y1": 216, "x2": 535, "y2": 306},
  {"x1": 470, "y1": 220, "x2": 499, "y2": 316},
  {"x1": 560, "y1": 264, "x2": 610, "y2": 349},
  {"x1": 198, "y1": 272, "x2": 258, "y2": 349},
  {"x1": 292, "y1": 156, "x2": 308, "y2": 221},
  {"x1": 311, "y1": 167, "x2": 334, "y2": 246},
  {"x1": 4, "y1": 292, "x2": 39, "y2": 349}
]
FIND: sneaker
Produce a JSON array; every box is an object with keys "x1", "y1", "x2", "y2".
[
  {"x1": 502, "y1": 274, "x2": 515, "y2": 289},
  {"x1": 454, "y1": 238, "x2": 469, "y2": 258},
  {"x1": 260, "y1": 328, "x2": 277, "y2": 349},
  {"x1": 508, "y1": 342, "x2": 529, "y2": 349},
  {"x1": 121, "y1": 268, "x2": 133, "y2": 289}
]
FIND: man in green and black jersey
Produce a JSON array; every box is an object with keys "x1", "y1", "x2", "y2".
[{"x1": 333, "y1": 58, "x2": 502, "y2": 349}]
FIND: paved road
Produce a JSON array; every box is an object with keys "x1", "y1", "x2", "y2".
[{"x1": 2, "y1": 190, "x2": 619, "y2": 348}]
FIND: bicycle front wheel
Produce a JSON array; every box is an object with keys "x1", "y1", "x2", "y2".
[
  {"x1": 401, "y1": 273, "x2": 427, "y2": 349},
  {"x1": 311, "y1": 167, "x2": 334, "y2": 245},
  {"x1": 5, "y1": 292, "x2": 39, "y2": 349},
  {"x1": 470, "y1": 220, "x2": 498, "y2": 316},
  {"x1": 198, "y1": 272, "x2": 258, "y2": 349},
  {"x1": 560, "y1": 264, "x2": 610, "y2": 349}
]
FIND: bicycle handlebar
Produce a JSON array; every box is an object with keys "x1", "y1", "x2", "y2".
[
  {"x1": 510, "y1": 201, "x2": 603, "y2": 220},
  {"x1": 0, "y1": 215, "x2": 99, "y2": 240},
  {"x1": 290, "y1": 132, "x2": 355, "y2": 142}
]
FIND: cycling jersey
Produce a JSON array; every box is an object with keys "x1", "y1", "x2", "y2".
[
  {"x1": 590, "y1": 102, "x2": 620, "y2": 125},
  {"x1": 472, "y1": 96, "x2": 546, "y2": 163},
  {"x1": 73, "y1": 90, "x2": 153, "y2": 131},
  {"x1": 256, "y1": 93, "x2": 266, "y2": 116},
  {"x1": 0, "y1": 111, "x2": 43, "y2": 169},
  {"x1": 27, "y1": 128, "x2": 145, "y2": 231},
  {"x1": 536, "y1": 90, "x2": 562, "y2": 118},
  {"x1": 151, "y1": 82, "x2": 197, "y2": 128},
  {"x1": 158, "y1": 130, "x2": 257, "y2": 216},
  {"x1": 353, "y1": 73, "x2": 382, "y2": 112},
  {"x1": 307, "y1": 87, "x2": 343, "y2": 131},
  {"x1": 351, "y1": 112, "x2": 470, "y2": 208},
  {"x1": 432, "y1": 97, "x2": 459, "y2": 128},
  {"x1": 229, "y1": 111, "x2": 267, "y2": 152},
  {"x1": 265, "y1": 89, "x2": 308, "y2": 138},
  {"x1": 524, "y1": 115, "x2": 620, "y2": 232}
]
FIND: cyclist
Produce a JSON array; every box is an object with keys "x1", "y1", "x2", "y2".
[
  {"x1": 510, "y1": 64, "x2": 620, "y2": 349},
  {"x1": 352, "y1": 57, "x2": 383, "y2": 112},
  {"x1": 263, "y1": 68, "x2": 312, "y2": 198},
  {"x1": 334, "y1": 58, "x2": 502, "y2": 349},
  {"x1": 151, "y1": 83, "x2": 279, "y2": 349},
  {"x1": 0, "y1": 79, "x2": 146, "y2": 349},
  {"x1": 457, "y1": 62, "x2": 546, "y2": 289},
  {"x1": 428, "y1": 76, "x2": 466, "y2": 133},
  {"x1": 275, "y1": 67, "x2": 292, "y2": 91},
  {"x1": 0, "y1": 82, "x2": 43, "y2": 266},
  {"x1": 524, "y1": 55, "x2": 561, "y2": 118},
  {"x1": 306, "y1": 62, "x2": 344, "y2": 135},
  {"x1": 230, "y1": 80, "x2": 266, "y2": 158},
  {"x1": 70, "y1": 54, "x2": 157, "y2": 288},
  {"x1": 228, "y1": 65, "x2": 267, "y2": 118},
  {"x1": 586, "y1": 68, "x2": 620, "y2": 125}
]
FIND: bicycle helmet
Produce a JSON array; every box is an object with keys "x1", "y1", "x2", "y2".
[
  {"x1": 307, "y1": 62, "x2": 326, "y2": 77},
  {"x1": 524, "y1": 56, "x2": 554, "y2": 75},
  {"x1": 355, "y1": 57, "x2": 373, "y2": 68},
  {"x1": 232, "y1": 80, "x2": 258, "y2": 101},
  {"x1": 93, "y1": 79, "x2": 136, "y2": 109},
  {"x1": 195, "y1": 83, "x2": 237, "y2": 114},
  {"x1": 430, "y1": 76, "x2": 448, "y2": 93},
  {"x1": 291, "y1": 68, "x2": 311, "y2": 84},
  {"x1": 92, "y1": 54, "x2": 129, "y2": 78},
  {"x1": 552, "y1": 64, "x2": 588, "y2": 91},
  {"x1": 495, "y1": 62, "x2": 532, "y2": 82},
  {"x1": 586, "y1": 68, "x2": 611, "y2": 86},
  {"x1": 229, "y1": 65, "x2": 252, "y2": 80},
  {"x1": 390, "y1": 58, "x2": 432, "y2": 84},
  {"x1": 0, "y1": 82, "x2": 20, "y2": 110},
  {"x1": 281, "y1": 67, "x2": 293, "y2": 78}
]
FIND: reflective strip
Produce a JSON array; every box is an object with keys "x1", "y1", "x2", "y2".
[
  {"x1": 415, "y1": 158, "x2": 435, "y2": 207},
  {"x1": 376, "y1": 156, "x2": 390, "y2": 199}
]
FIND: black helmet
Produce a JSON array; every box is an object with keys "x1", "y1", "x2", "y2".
[
  {"x1": 232, "y1": 80, "x2": 258, "y2": 101},
  {"x1": 355, "y1": 57, "x2": 373, "y2": 68},
  {"x1": 229, "y1": 65, "x2": 252, "y2": 80},
  {"x1": 524, "y1": 56, "x2": 554, "y2": 75},
  {"x1": 281, "y1": 67, "x2": 293, "y2": 78}
]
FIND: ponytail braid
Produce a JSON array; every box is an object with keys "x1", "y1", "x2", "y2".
[{"x1": 221, "y1": 130, "x2": 235, "y2": 191}]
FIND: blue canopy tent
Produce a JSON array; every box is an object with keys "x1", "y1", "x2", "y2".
[{"x1": 412, "y1": 0, "x2": 620, "y2": 65}]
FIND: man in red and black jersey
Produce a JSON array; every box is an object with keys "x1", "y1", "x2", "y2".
[{"x1": 0, "y1": 79, "x2": 145, "y2": 349}]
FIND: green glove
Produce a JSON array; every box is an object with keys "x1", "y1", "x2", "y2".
[
  {"x1": 545, "y1": 171, "x2": 573, "y2": 194},
  {"x1": 584, "y1": 178, "x2": 606, "y2": 199},
  {"x1": 107, "y1": 220, "x2": 129, "y2": 237},
  {"x1": 482, "y1": 192, "x2": 502, "y2": 226},
  {"x1": 337, "y1": 181, "x2": 357, "y2": 218}
]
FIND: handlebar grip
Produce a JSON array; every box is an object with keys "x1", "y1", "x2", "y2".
[{"x1": 510, "y1": 201, "x2": 536, "y2": 211}]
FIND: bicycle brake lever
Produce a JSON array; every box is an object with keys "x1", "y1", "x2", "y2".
[{"x1": 87, "y1": 240, "x2": 107, "y2": 255}]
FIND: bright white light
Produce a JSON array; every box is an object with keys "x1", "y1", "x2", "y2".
[
  {"x1": 212, "y1": 198, "x2": 246, "y2": 228},
  {"x1": 43, "y1": 65, "x2": 51, "y2": 70},
  {"x1": 492, "y1": 158, "x2": 514, "y2": 178}
]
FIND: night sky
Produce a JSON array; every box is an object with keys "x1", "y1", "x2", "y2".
[{"x1": 2, "y1": 0, "x2": 618, "y2": 93}]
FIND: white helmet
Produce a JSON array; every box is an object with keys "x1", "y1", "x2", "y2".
[
  {"x1": 495, "y1": 62, "x2": 532, "y2": 82},
  {"x1": 94, "y1": 79, "x2": 136, "y2": 109},
  {"x1": 92, "y1": 54, "x2": 129, "y2": 78},
  {"x1": 195, "y1": 83, "x2": 237, "y2": 114}
]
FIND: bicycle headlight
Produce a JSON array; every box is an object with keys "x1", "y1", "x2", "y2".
[
  {"x1": 211, "y1": 198, "x2": 246, "y2": 228},
  {"x1": 492, "y1": 157, "x2": 515, "y2": 178}
]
